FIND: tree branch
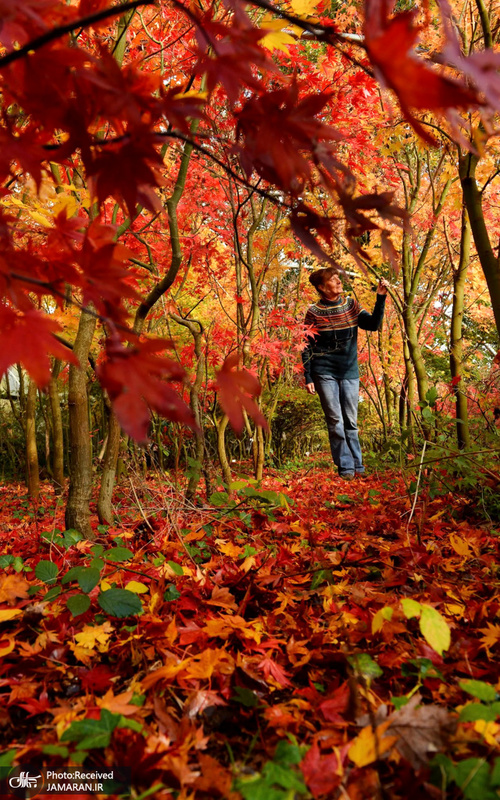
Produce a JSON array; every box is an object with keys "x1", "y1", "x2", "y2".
[{"x1": 0, "y1": 0, "x2": 156, "y2": 69}]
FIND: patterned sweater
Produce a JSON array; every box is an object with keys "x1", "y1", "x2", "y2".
[{"x1": 302, "y1": 294, "x2": 386, "y2": 382}]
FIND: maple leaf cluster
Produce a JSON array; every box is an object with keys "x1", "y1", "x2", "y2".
[{"x1": 0, "y1": 0, "x2": 498, "y2": 438}]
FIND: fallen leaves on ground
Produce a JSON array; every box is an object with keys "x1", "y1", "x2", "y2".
[{"x1": 1, "y1": 464, "x2": 499, "y2": 799}]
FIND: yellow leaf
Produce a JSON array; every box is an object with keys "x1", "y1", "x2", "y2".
[
  {"x1": 216, "y1": 540, "x2": 245, "y2": 558},
  {"x1": 173, "y1": 89, "x2": 208, "y2": 100},
  {"x1": 241, "y1": 555, "x2": 257, "y2": 573},
  {"x1": 0, "y1": 608, "x2": 22, "y2": 622},
  {"x1": 74, "y1": 622, "x2": 113, "y2": 652},
  {"x1": 165, "y1": 616, "x2": 178, "y2": 645},
  {"x1": 260, "y1": 30, "x2": 296, "y2": 54},
  {"x1": 29, "y1": 210, "x2": 52, "y2": 227},
  {"x1": 204, "y1": 614, "x2": 262, "y2": 643},
  {"x1": 479, "y1": 622, "x2": 500, "y2": 656},
  {"x1": 401, "y1": 598, "x2": 421, "y2": 619},
  {"x1": 0, "y1": 574, "x2": 30, "y2": 603},
  {"x1": 125, "y1": 581, "x2": 148, "y2": 594},
  {"x1": 206, "y1": 585, "x2": 238, "y2": 611},
  {"x1": 183, "y1": 528, "x2": 206, "y2": 542},
  {"x1": 449, "y1": 534, "x2": 472, "y2": 558},
  {"x1": 372, "y1": 606, "x2": 393, "y2": 634},
  {"x1": 100, "y1": 579, "x2": 112, "y2": 591},
  {"x1": 349, "y1": 721, "x2": 398, "y2": 767},
  {"x1": 187, "y1": 648, "x2": 235, "y2": 680},
  {"x1": 0, "y1": 636, "x2": 15, "y2": 657},
  {"x1": 474, "y1": 720, "x2": 500, "y2": 746},
  {"x1": 443, "y1": 603, "x2": 464, "y2": 617},
  {"x1": 141, "y1": 658, "x2": 187, "y2": 690},
  {"x1": 52, "y1": 195, "x2": 80, "y2": 219},
  {"x1": 96, "y1": 689, "x2": 137, "y2": 716},
  {"x1": 419, "y1": 606, "x2": 450, "y2": 656},
  {"x1": 149, "y1": 591, "x2": 161, "y2": 614},
  {"x1": 289, "y1": 0, "x2": 322, "y2": 15}
]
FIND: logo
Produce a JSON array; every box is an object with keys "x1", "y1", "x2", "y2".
[{"x1": 7, "y1": 768, "x2": 45, "y2": 798}]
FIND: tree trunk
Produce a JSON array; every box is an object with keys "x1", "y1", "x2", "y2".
[
  {"x1": 460, "y1": 153, "x2": 500, "y2": 339},
  {"x1": 170, "y1": 315, "x2": 206, "y2": 501},
  {"x1": 65, "y1": 308, "x2": 97, "y2": 538},
  {"x1": 48, "y1": 360, "x2": 65, "y2": 494},
  {"x1": 450, "y1": 208, "x2": 472, "y2": 449},
  {"x1": 216, "y1": 414, "x2": 232, "y2": 490},
  {"x1": 25, "y1": 377, "x2": 40, "y2": 500},
  {"x1": 97, "y1": 413, "x2": 121, "y2": 524}
]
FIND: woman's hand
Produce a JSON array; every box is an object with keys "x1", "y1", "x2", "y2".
[
  {"x1": 376, "y1": 279, "x2": 389, "y2": 295},
  {"x1": 306, "y1": 383, "x2": 316, "y2": 394}
]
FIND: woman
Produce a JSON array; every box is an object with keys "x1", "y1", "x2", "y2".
[{"x1": 302, "y1": 267, "x2": 388, "y2": 479}]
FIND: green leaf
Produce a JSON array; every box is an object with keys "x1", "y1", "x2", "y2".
[
  {"x1": 60, "y1": 709, "x2": 120, "y2": 751},
  {"x1": 167, "y1": 560, "x2": 184, "y2": 576},
  {"x1": 66, "y1": 594, "x2": 91, "y2": 617},
  {"x1": 163, "y1": 585, "x2": 181, "y2": 602},
  {"x1": 98, "y1": 588, "x2": 143, "y2": 618},
  {"x1": 103, "y1": 546, "x2": 134, "y2": 562},
  {"x1": 90, "y1": 557, "x2": 104, "y2": 571},
  {"x1": 35, "y1": 559, "x2": 59, "y2": 584},
  {"x1": 209, "y1": 491, "x2": 231, "y2": 507},
  {"x1": 262, "y1": 761, "x2": 306, "y2": 792},
  {"x1": 43, "y1": 585, "x2": 62, "y2": 602},
  {"x1": 274, "y1": 739, "x2": 304, "y2": 766},
  {"x1": 62, "y1": 566, "x2": 84, "y2": 585},
  {"x1": 455, "y1": 758, "x2": 498, "y2": 800},
  {"x1": 91, "y1": 544, "x2": 105, "y2": 556},
  {"x1": 459, "y1": 704, "x2": 498, "y2": 723},
  {"x1": 401, "y1": 598, "x2": 421, "y2": 619},
  {"x1": 12, "y1": 557, "x2": 24, "y2": 573},
  {"x1": 391, "y1": 696, "x2": 410, "y2": 710},
  {"x1": 77, "y1": 567, "x2": 101, "y2": 594},
  {"x1": 491, "y1": 757, "x2": 500, "y2": 787},
  {"x1": 62, "y1": 529, "x2": 83, "y2": 548},
  {"x1": 348, "y1": 653, "x2": 383, "y2": 679},
  {"x1": 425, "y1": 386, "x2": 438, "y2": 407},
  {"x1": 419, "y1": 605, "x2": 450, "y2": 656},
  {"x1": 460, "y1": 680, "x2": 497, "y2": 703},
  {"x1": 0, "y1": 555, "x2": 14, "y2": 569},
  {"x1": 232, "y1": 686, "x2": 259, "y2": 708},
  {"x1": 42, "y1": 745, "x2": 69, "y2": 757},
  {"x1": 422, "y1": 406, "x2": 435, "y2": 422},
  {"x1": 0, "y1": 750, "x2": 17, "y2": 781}
]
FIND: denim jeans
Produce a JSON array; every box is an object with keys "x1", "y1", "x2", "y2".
[{"x1": 314, "y1": 376, "x2": 364, "y2": 476}]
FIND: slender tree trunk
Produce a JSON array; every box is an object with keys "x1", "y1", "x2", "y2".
[
  {"x1": 255, "y1": 423, "x2": 265, "y2": 481},
  {"x1": 25, "y1": 377, "x2": 40, "y2": 500},
  {"x1": 96, "y1": 122, "x2": 199, "y2": 516},
  {"x1": 402, "y1": 340, "x2": 415, "y2": 443},
  {"x1": 216, "y1": 415, "x2": 232, "y2": 490},
  {"x1": 450, "y1": 208, "x2": 472, "y2": 449},
  {"x1": 460, "y1": 152, "x2": 500, "y2": 339},
  {"x1": 170, "y1": 314, "x2": 206, "y2": 500},
  {"x1": 97, "y1": 415, "x2": 121, "y2": 524},
  {"x1": 65, "y1": 309, "x2": 97, "y2": 538},
  {"x1": 48, "y1": 359, "x2": 65, "y2": 494}
]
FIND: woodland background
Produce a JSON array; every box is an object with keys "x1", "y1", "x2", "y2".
[{"x1": 0, "y1": 0, "x2": 500, "y2": 797}]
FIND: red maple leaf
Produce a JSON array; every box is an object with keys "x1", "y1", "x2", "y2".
[
  {"x1": 0, "y1": 304, "x2": 77, "y2": 386},
  {"x1": 300, "y1": 742, "x2": 344, "y2": 798},
  {"x1": 97, "y1": 335, "x2": 195, "y2": 442},
  {"x1": 364, "y1": 0, "x2": 480, "y2": 143},
  {"x1": 215, "y1": 353, "x2": 267, "y2": 435}
]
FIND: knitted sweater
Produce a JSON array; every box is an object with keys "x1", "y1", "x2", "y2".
[{"x1": 302, "y1": 294, "x2": 386, "y2": 382}]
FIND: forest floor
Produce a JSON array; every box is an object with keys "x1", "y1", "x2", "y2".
[{"x1": 0, "y1": 461, "x2": 499, "y2": 800}]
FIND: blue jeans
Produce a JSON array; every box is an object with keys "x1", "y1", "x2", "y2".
[{"x1": 314, "y1": 377, "x2": 364, "y2": 476}]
